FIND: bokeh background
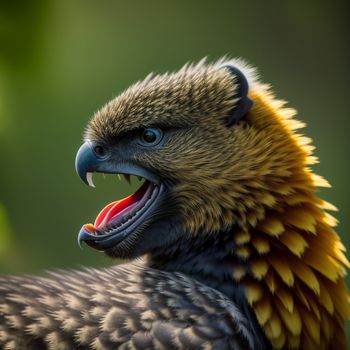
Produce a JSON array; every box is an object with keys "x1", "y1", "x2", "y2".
[{"x1": 0, "y1": 0, "x2": 349, "y2": 338}]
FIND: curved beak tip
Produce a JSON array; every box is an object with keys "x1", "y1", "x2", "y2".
[
  {"x1": 77, "y1": 229, "x2": 85, "y2": 248},
  {"x1": 77, "y1": 226, "x2": 94, "y2": 248},
  {"x1": 75, "y1": 142, "x2": 98, "y2": 187}
]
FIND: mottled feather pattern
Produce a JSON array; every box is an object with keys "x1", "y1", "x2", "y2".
[{"x1": 0, "y1": 263, "x2": 253, "y2": 350}]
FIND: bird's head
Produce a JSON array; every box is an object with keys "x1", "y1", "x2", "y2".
[
  {"x1": 76, "y1": 59, "x2": 265, "y2": 257},
  {"x1": 75, "y1": 58, "x2": 312, "y2": 258}
]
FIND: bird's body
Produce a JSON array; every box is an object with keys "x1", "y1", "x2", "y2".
[
  {"x1": 0, "y1": 58, "x2": 349, "y2": 349},
  {"x1": 0, "y1": 263, "x2": 259, "y2": 350}
]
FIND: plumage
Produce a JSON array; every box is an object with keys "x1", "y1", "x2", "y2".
[
  {"x1": 0, "y1": 58, "x2": 349, "y2": 349},
  {"x1": 0, "y1": 264, "x2": 254, "y2": 349}
]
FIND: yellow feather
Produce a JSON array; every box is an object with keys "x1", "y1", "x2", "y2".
[
  {"x1": 264, "y1": 311, "x2": 282, "y2": 339},
  {"x1": 306, "y1": 155, "x2": 318, "y2": 164},
  {"x1": 259, "y1": 193, "x2": 276, "y2": 207},
  {"x1": 329, "y1": 256, "x2": 347, "y2": 277},
  {"x1": 279, "y1": 106, "x2": 295, "y2": 119},
  {"x1": 270, "y1": 329, "x2": 286, "y2": 350},
  {"x1": 275, "y1": 299, "x2": 302, "y2": 336},
  {"x1": 296, "y1": 134, "x2": 312, "y2": 145},
  {"x1": 284, "y1": 192, "x2": 310, "y2": 206},
  {"x1": 302, "y1": 250, "x2": 340, "y2": 282},
  {"x1": 317, "y1": 224, "x2": 340, "y2": 242},
  {"x1": 300, "y1": 309, "x2": 320, "y2": 344},
  {"x1": 318, "y1": 280, "x2": 334, "y2": 314},
  {"x1": 333, "y1": 249, "x2": 350, "y2": 269},
  {"x1": 323, "y1": 279, "x2": 350, "y2": 320},
  {"x1": 235, "y1": 246, "x2": 251, "y2": 259},
  {"x1": 335, "y1": 239, "x2": 347, "y2": 252},
  {"x1": 283, "y1": 207, "x2": 316, "y2": 234},
  {"x1": 234, "y1": 231, "x2": 250, "y2": 245},
  {"x1": 311, "y1": 174, "x2": 331, "y2": 188},
  {"x1": 295, "y1": 282, "x2": 311, "y2": 310},
  {"x1": 251, "y1": 237, "x2": 270, "y2": 254},
  {"x1": 307, "y1": 233, "x2": 334, "y2": 255},
  {"x1": 246, "y1": 82, "x2": 349, "y2": 350},
  {"x1": 279, "y1": 229, "x2": 308, "y2": 257},
  {"x1": 250, "y1": 258, "x2": 269, "y2": 279},
  {"x1": 247, "y1": 212, "x2": 260, "y2": 227},
  {"x1": 308, "y1": 227, "x2": 350, "y2": 268},
  {"x1": 245, "y1": 281, "x2": 263, "y2": 305},
  {"x1": 259, "y1": 217, "x2": 284, "y2": 236},
  {"x1": 288, "y1": 256, "x2": 320, "y2": 294},
  {"x1": 287, "y1": 119, "x2": 306, "y2": 130},
  {"x1": 317, "y1": 199, "x2": 338, "y2": 212},
  {"x1": 268, "y1": 256, "x2": 294, "y2": 286},
  {"x1": 273, "y1": 183, "x2": 294, "y2": 195},
  {"x1": 306, "y1": 294, "x2": 320, "y2": 320},
  {"x1": 254, "y1": 297, "x2": 272, "y2": 325},
  {"x1": 320, "y1": 309, "x2": 332, "y2": 341},
  {"x1": 276, "y1": 287, "x2": 294, "y2": 313},
  {"x1": 265, "y1": 271, "x2": 278, "y2": 293},
  {"x1": 321, "y1": 212, "x2": 338, "y2": 227}
]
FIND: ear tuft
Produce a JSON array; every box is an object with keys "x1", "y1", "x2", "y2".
[{"x1": 223, "y1": 65, "x2": 253, "y2": 126}]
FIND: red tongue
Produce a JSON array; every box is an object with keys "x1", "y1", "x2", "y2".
[
  {"x1": 93, "y1": 181, "x2": 149, "y2": 229},
  {"x1": 94, "y1": 201, "x2": 119, "y2": 228}
]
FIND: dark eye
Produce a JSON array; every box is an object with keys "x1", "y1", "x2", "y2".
[
  {"x1": 93, "y1": 145, "x2": 106, "y2": 157},
  {"x1": 139, "y1": 127, "x2": 163, "y2": 146}
]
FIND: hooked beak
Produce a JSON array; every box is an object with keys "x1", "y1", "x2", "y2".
[{"x1": 75, "y1": 141, "x2": 160, "y2": 187}]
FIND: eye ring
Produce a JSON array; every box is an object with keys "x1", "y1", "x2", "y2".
[
  {"x1": 93, "y1": 145, "x2": 106, "y2": 157},
  {"x1": 139, "y1": 127, "x2": 163, "y2": 146}
]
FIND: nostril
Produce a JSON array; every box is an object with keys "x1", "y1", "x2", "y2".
[{"x1": 94, "y1": 145, "x2": 106, "y2": 157}]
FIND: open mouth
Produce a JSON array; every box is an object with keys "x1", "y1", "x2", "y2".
[{"x1": 78, "y1": 174, "x2": 162, "y2": 250}]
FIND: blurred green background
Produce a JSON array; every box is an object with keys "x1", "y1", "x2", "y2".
[{"x1": 0, "y1": 0, "x2": 349, "y2": 336}]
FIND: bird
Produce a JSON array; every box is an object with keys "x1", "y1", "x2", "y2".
[{"x1": 0, "y1": 58, "x2": 349, "y2": 350}]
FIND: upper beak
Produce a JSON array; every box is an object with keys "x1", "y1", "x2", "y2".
[
  {"x1": 75, "y1": 141, "x2": 160, "y2": 186},
  {"x1": 75, "y1": 142, "x2": 100, "y2": 187}
]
